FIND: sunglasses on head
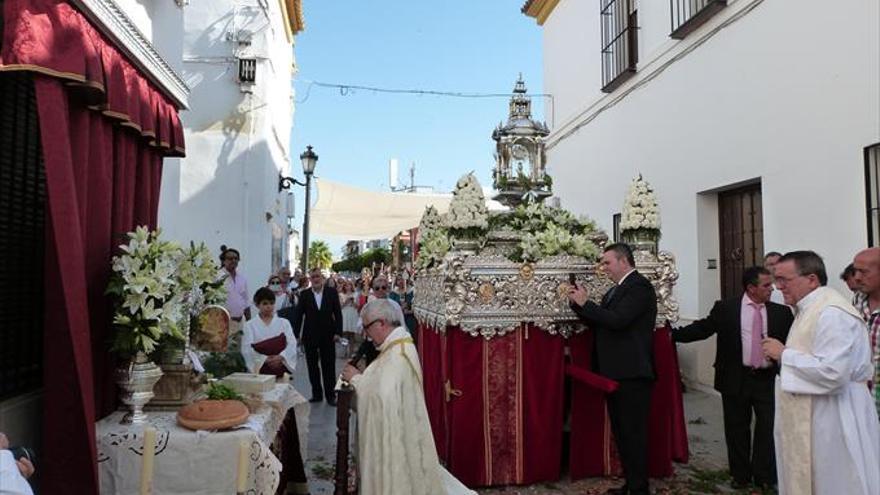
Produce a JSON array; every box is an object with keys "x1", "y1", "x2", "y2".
[{"x1": 374, "y1": 285, "x2": 388, "y2": 290}]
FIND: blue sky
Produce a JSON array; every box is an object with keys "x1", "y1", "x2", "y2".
[{"x1": 287, "y1": 1, "x2": 544, "y2": 255}]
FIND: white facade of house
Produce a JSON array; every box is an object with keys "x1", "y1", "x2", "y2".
[
  {"x1": 529, "y1": 0, "x2": 880, "y2": 386},
  {"x1": 158, "y1": 0, "x2": 301, "y2": 290}
]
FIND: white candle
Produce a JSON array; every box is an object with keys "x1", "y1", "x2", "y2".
[
  {"x1": 236, "y1": 438, "x2": 249, "y2": 493},
  {"x1": 140, "y1": 427, "x2": 156, "y2": 495}
]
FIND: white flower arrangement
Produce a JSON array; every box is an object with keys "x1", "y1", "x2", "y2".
[
  {"x1": 415, "y1": 206, "x2": 450, "y2": 270},
  {"x1": 508, "y1": 204, "x2": 601, "y2": 262},
  {"x1": 106, "y1": 228, "x2": 227, "y2": 357},
  {"x1": 107, "y1": 227, "x2": 185, "y2": 356},
  {"x1": 620, "y1": 174, "x2": 661, "y2": 235},
  {"x1": 444, "y1": 173, "x2": 489, "y2": 233}
]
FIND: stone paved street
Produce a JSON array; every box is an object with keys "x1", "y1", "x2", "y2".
[{"x1": 290, "y1": 353, "x2": 763, "y2": 495}]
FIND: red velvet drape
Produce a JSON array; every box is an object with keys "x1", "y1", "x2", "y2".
[
  {"x1": 2, "y1": 1, "x2": 186, "y2": 493},
  {"x1": 568, "y1": 326, "x2": 690, "y2": 480}
]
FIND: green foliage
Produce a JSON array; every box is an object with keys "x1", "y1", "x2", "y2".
[
  {"x1": 332, "y1": 247, "x2": 391, "y2": 273},
  {"x1": 201, "y1": 352, "x2": 247, "y2": 379},
  {"x1": 308, "y1": 240, "x2": 334, "y2": 269},
  {"x1": 493, "y1": 203, "x2": 601, "y2": 262},
  {"x1": 205, "y1": 381, "x2": 244, "y2": 401}
]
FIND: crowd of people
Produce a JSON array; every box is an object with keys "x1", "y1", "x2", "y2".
[{"x1": 217, "y1": 246, "x2": 417, "y2": 407}]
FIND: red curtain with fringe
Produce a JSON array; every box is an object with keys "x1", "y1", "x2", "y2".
[{"x1": 2, "y1": 1, "x2": 186, "y2": 493}]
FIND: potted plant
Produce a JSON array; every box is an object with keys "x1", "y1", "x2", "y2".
[{"x1": 106, "y1": 227, "x2": 185, "y2": 423}]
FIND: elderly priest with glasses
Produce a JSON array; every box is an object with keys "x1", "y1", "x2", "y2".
[{"x1": 341, "y1": 299, "x2": 476, "y2": 495}]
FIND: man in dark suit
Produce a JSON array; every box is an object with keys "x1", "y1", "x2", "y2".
[
  {"x1": 292, "y1": 268, "x2": 343, "y2": 406},
  {"x1": 569, "y1": 243, "x2": 657, "y2": 495},
  {"x1": 672, "y1": 266, "x2": 792, "y2": 489}
]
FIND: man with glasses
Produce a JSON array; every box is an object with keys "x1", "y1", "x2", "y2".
[
  {"x1": 352, "y1": 275, "x2": 405, "y2": 366},
  {"x1": 341, "y1": 300, "x2": 476, "y2": 495},
  {"x1": 220, "y1": 246, "x2": 250, "y2": 351},
  {"x1": 761, "y1": 251, "x2": 880, "y2": 494},
  {"x1": 292, "y1": 268, "x2": 343, "y2": 405}
]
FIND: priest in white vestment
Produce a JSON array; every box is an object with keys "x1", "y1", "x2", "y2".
[
  {"x1": 762, "y1": 251, "x2": 880, "y2": 495},
  {"x1": 341, "y1": 299, "x2": 475, "y2": 495}
]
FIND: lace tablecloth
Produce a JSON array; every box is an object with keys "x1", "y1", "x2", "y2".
[{"x1": 97, "y1": 383, "x2": 310, "y2": 495}]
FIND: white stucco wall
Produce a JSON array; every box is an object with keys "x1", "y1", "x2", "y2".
[
  {"x1": 158, "y1": 0, "x2": 296, "y2": 292},
  {"x1": 540, "y1": 0, "x2": 880, "y2": 385}
]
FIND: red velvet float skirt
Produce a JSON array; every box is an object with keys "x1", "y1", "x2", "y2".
[{"x1": 418, "y1": 324, "x2": 689, "y2": 487}]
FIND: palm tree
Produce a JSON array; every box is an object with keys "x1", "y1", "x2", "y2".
[{"x1": 309, "y1": 240, "x2": 333, "y2": 269}]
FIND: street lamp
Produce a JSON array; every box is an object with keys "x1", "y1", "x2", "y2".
[{"x1": 279, "y1": 145, "x2": 318, "y2": 271}]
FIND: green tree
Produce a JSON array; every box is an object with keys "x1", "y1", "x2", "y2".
[{"x1": 309, "y1": 240, "x2": 333, "y2": 269}]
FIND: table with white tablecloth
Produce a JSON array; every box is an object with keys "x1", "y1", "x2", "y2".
[{"x1": 97, "y1": 383, "x2": 309, "y2": 495}]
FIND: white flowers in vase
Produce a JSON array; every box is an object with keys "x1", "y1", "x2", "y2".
[
  {"x1": 107, "y1": 227, "x2": 185, "y2": 357},
  {"x1": 445, "y1": 173, "x2": 489, "y2": 234},
  {"x1": 107, "y1": 228, "x2": 227, "y2": 358},
  {"x1": 620, "y1": 174, "x2": 661, "y2": 238}
]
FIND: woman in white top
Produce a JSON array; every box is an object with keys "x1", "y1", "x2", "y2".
[
  {"x1": 267, "y1": 275, "x2": 290, "y2": 312},
  {"x1": 241, "y1": 287, "x2": 297, "y2": 375}
]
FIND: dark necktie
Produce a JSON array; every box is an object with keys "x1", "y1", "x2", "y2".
[{"x1": 601, "y1": 285, "x2": 618, "y2": 307}]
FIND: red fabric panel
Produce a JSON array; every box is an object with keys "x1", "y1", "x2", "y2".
[
  {"x1": 566, "y1": 364, "x2": 619, "y2": 393},
  {"x1": 483, "y1": 333, "x2": 519, "y2": 485},
  {"x1": 34, "y1": 73, "x2": 168, "y2": 494},
  {"x1": 0, "y1": 0, "x2": 186, "y2": 156},
  {"x1": 446, "y1": 327, "x2": 486, "y2": 486},
  {"x1": 520, "y1": 325, "x2": 565, "y2": 484},
  {"x1": 568, "y1": 330, "x2": 617, "y2": 478},
  {"x1": 650, "y1": 325, "x2": 690, "y2": 466},
  {"x1": 36, "y1": 76, "x2": 100, "y2": 494},
  {"x1": 418, "y1": 325, "x2": 447, "y2": 461}
]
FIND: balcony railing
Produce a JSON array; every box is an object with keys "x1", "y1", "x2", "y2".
[
  {"x1": 601, "y1": 0, "x2": 638, "y2": 93},
  {"x1": 670, "y1": 0, "x2": 727, "y2": 39}
]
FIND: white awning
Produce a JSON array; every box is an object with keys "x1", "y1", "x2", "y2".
[{"x1": 310, "y1": 178, "x2": 505, "y2": 240}]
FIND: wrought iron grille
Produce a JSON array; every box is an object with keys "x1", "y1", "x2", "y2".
[
  {"x1": 600, "y1": 0, "x2": 638, "y2": 92},
  {"x1": 0, "y1": 72, "x2": 45, "y2": 401},
  {"x1": 865, "y1": 144, "x2": 880, "y2": 246},
  {"x1": 670, "y1": 0, "x2": 727, "y2": 39},
  {"x1": 238, "y1": 58, "x2": 257, "y2": 83}
]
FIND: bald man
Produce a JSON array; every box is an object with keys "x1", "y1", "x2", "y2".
[{"x1": 853, "y1": 247, "x2": 880, "y2": 417}]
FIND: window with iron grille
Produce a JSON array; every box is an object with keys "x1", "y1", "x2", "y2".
[
  {"x1": 0, "y1": 72, "x2": 45, "y2": 401},
  {"x1": 865, "y1": 144, "x2": 880, "y2": 246},
  {"x1": 600, "y1": 0, "x2": 638, "y2": 93},
  {"x1": 670, "y1": 0, "x2": 727, "y2": 39},
  {"x1": 238, "y1": 58, "x2": 257, "y2": 84}
]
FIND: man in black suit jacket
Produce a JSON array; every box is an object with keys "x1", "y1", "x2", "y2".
[
  {"x1": 292, "y1": 268, "x2": 343, "y2": 405},
  {"x1": 569, "y1": 243, "x2": 657, "y2": 495},
  {"x1": 672, "y1": 266, "x2": 793, "y2": 489}
]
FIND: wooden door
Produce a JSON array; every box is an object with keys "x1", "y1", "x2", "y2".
[{"x1": 718, "y1": 183, "x2": 763, "y2": 300}]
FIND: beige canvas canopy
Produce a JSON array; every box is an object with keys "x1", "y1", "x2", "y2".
[{"x1": 310, "y1": 178, "x2": 504, "y2": 240}]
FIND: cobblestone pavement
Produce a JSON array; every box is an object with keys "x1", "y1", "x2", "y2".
[{"x1": 293, "y1": 355, "x2": 759, "y2": 495}]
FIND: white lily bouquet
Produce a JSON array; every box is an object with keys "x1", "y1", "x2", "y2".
[
  {"x1": 107, "y1": 227, "x2": 185, "y2": 357},
  {"x1": 620, "y1": 174, "x2": 661, "y2": 239}
]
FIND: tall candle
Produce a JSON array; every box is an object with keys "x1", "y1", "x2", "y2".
[
  {"x1": 140, "y1": 427, "x2": 156, "y2": 495},
  {"x1": 236, "y1": 438, "x2": 249, "y2": 493}
]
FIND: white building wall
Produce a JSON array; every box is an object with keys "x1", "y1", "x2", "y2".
[
  {"x1": 540, "y1": 0, "x2": 880, "y2": 386},
  {"x1": 158, "y1": 0, "x2": 296, "y2": 291}
]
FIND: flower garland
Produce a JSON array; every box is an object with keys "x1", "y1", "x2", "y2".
[{"x1": 620, "y1": 174, "x2": 661, "y2": 237}]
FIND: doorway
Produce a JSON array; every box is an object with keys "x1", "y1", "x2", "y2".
[{"x1": 718, "y1": 183, "x2": 763, "y2": 300}]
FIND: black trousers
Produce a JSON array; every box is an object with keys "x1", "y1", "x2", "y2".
[
  {"x1": 607, "y1": 378, "x2": 653, "y2": 494},
  {"x1": 721, "y1": 369, "x2": 776, "y2": 485},
  {"x1": 305, "y1": 337, "x2": 337, "y2": 400}
]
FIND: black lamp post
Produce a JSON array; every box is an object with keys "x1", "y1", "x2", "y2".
[{"x1": 279, "y1": 145, "x2": 318, "y2": 271}]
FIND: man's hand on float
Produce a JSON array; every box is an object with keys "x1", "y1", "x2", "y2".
[
  {"x1": 16, "y1": 457, "x2": 34, "y2": 479},
  {"x1": 341, "y1": 364, "x2": 361, "y2": 382},
  {"x1": 568, "y1": 284, "x2": 589, "y2": 306}
]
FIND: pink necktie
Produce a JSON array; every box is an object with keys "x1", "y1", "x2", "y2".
[{"x1": 750, "y1": 302, "x2": 764, "y2": 367}]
